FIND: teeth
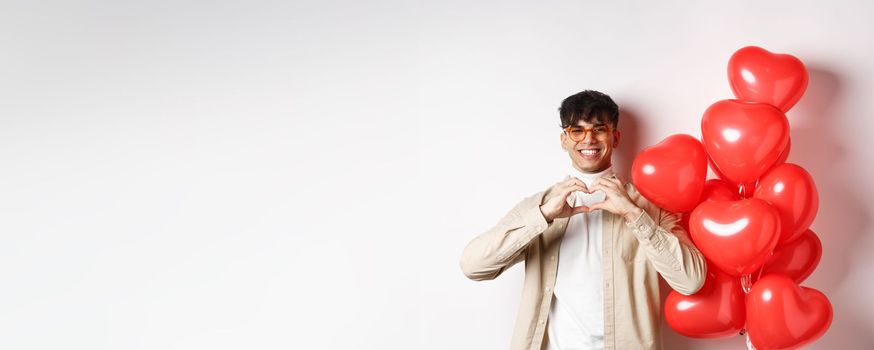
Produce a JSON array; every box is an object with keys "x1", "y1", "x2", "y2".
[{"x1": 580, "y1": 149, "x2": 598, "y2": 156}]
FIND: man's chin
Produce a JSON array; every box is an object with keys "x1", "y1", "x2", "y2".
[{"x1": 574, "y1": 164, "x2": 598, "y2": 173}]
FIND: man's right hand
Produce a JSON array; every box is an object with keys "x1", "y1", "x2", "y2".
[{"x1": 539, "y1": 176, "x2": 590, "y2": 223}]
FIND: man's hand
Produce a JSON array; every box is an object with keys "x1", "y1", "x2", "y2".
[
  {"x1": 587, "y1": 174, "x2": 644, "y2": 222},
  {"x1": 539, "y1": 176, "x2": 590, "y2": 223}
]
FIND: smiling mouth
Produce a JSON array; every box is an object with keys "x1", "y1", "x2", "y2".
[{"x1": 579, "y1": 149, "x2": 601, "y2": 159}]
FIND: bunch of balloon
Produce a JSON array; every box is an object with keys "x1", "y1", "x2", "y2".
[{"x1": 631, "y1": 46, "x2": 832, "y2": 350}]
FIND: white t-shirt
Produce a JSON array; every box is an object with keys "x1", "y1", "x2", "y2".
[{"x1": 544, "y1": 166, "x2": 611, "y2": 350}]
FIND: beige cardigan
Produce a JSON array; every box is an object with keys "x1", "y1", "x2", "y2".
[{"x1": 460, "y1": 184, "x2": 706, "y2": 350}]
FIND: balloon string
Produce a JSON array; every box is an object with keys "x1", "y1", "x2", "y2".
[
  {"x1": 742, "y1": 256, "x2": 769, "y2": 350},
  {"x1": 740, "y1": 274, "x2": 752, "y2": 294},
  {"x1": 745, "y1": 330, "x2": 757, "y2": 350},
  {"x1": 757, "y1": 256, "x2": 768, "y2": 281},
  {"x1": 740, "y1": 322, "x2": 757, "y2": 350},
  {"x1": 737, "y1": 179, "x2": 759, "y2": 198}
]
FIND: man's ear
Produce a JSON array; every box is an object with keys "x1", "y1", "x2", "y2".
[
  {"x1": 560, "y1": 132, "x2": 568, "y2": 150},
  {"x1": 613, "y1": 130, "x2": 621, "y2": 147}
]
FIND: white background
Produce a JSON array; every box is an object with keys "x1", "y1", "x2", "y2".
[{"x1": 1, "y1": 1, "x2": 873, "y2": 349}]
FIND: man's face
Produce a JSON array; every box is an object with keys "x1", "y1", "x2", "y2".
[{"x1": 560, "y1": 118, "x2": 620, "y2": 174}]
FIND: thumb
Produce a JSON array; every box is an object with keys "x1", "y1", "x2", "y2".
[{"x1": 570, "y1": 205, "x2": 590, "y2": 215}]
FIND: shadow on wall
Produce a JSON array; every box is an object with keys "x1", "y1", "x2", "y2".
[
  {"x1": 789, "y1": 65, "x2": 873, "y2": 349},
  {"x1": 660, "y1": 66, "x2": 874, "y2": 349},
  {"x1": 613, "y1": 107, "x2": 642, "y2": 178}
]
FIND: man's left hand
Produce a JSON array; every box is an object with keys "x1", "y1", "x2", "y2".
[{"x1": 586, "y1": 174, "x2": 645, "y2": 222}]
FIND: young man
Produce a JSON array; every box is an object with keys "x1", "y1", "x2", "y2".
[{"x1": 460, "y1": 90, "x2": 706, "y2": 350}]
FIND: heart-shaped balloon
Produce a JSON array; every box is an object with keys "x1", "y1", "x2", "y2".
[
  {"x1": 746, "y1": 275, "x2": 832, "y2": 350},
  {"x1": 665, "y1": 266, "x2": 745, "y2": 338},
  {"x1": 700, "y1": 179, "x2": 741, "y2": 202},
  {"x1": 689, "y1": 198, "x2": 780, "y2": 276},
  {"x1": 701, "y1": 100, "x2": 790, "y2": 185},
  {"x1": 759, "y1": 229, "x2": 822, "y2": 284},
  {"x1": 711, "y1": 137, "x2": 789, "y2": 196},
  {"x1": 632, "y1": 134, "x2": 707, "y2": 213},
  {"x1": 774, "y1": 137, "x2": 791, "y2": 168},
  {"x1": 680, "y1": 179, "x2": 742, "y2": 239},
  {"x1": 728, "y1": 46, "x2": 809, "y2": 112},
  {"x1": 708, "y1": 155, "x2": 756, "y2": 198},
  {"x1": 754, "y1": 163, "x2": 818, "y2": 245}
]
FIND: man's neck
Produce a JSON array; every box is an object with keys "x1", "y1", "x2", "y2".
[{"x1": 570, "y1": 165, "x2": 613, "y2": 187}]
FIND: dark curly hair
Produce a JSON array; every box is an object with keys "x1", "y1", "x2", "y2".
[{"x1": 558, "y1": 90, "x2": 619, "y2": 129}]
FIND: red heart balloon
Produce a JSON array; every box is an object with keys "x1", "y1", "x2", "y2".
[
  {"x1": 632, "y1": 134, "x2": 707, "y2": 213},
  {"x1": 689, "y1": 198, "x2": 780, "y2": 276},
  {"x1": 701, "y1": 100, "x2": 789, "y2": 185},
  {"x1": 754, "y1": 163, "x2": 819, "y2": 245},
  {"x1": 760, "y1": 229, "x2": 822, "y2": 284},
  {"x1": 680, "y1": 179, "x2": 742, "y2": 239},
  {"x1": 747, "y1": 275, "x2": 832, "y2": 350},
  {"x1": 665, "y1": 266, "x2": 745, "y2": 338},
  {"x1": 708, "y1": 155, "x2": 756, "y2": 198},
  {"x1": 700, "y1": 179, "x2": 741, "y2": 202},
  {"x1": 728, "y1": 46, "x2": 809, "y2": 112},
  {"x1": 774, "y1": 137, "x2": 791, "y2": 167},
  {"x1": 709, "y1": 138, "x2": 789, "y2": 197}
]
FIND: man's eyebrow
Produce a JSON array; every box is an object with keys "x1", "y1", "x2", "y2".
[{"x1": 572, "y1": 123, "x2": 608, "y2": 128}]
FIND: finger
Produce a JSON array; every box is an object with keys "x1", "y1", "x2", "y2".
[
  {"x1": 595, "y1": 177, "x2": 620, "y2": 191},
  {"x1": 557, "y1": 177, "x2": 586, "y2": 192},
  {"x1": 605, "y1": 174, "x2": 624, "y2": 186},
  {"x1": 560, "y1": 183, "x2": 588, "y2": 197},
  {"x1": 548, "y1": 176, "x2": 573, "y2": 197},
  {"x1": 588, "y1": 182, "x2": 611, "y2": 195},
  {"x1": 553, "y1": 176, "x2": 571, "y2": 188},
  {"x1": 561, "y1": 176, "x2": 586, "y2": 189},
  {"x1": 550, "y1": 179, "x2": 571, "y2": 195},
  {"x1": 570, "y1": 205, "x2": 590, "y2": 215},
  {"x1": 574, "y1": 178, "x2": 589, "y2": 192},
  {"x1": 597, "y1": 176, "x2": 618, "y2": 186},
  {"x1": 599, "y1": 177, "x2": 631, "y2": 197},
  {"x1": 549, "y1": 183, "x2": 583, "y2": 203}
]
